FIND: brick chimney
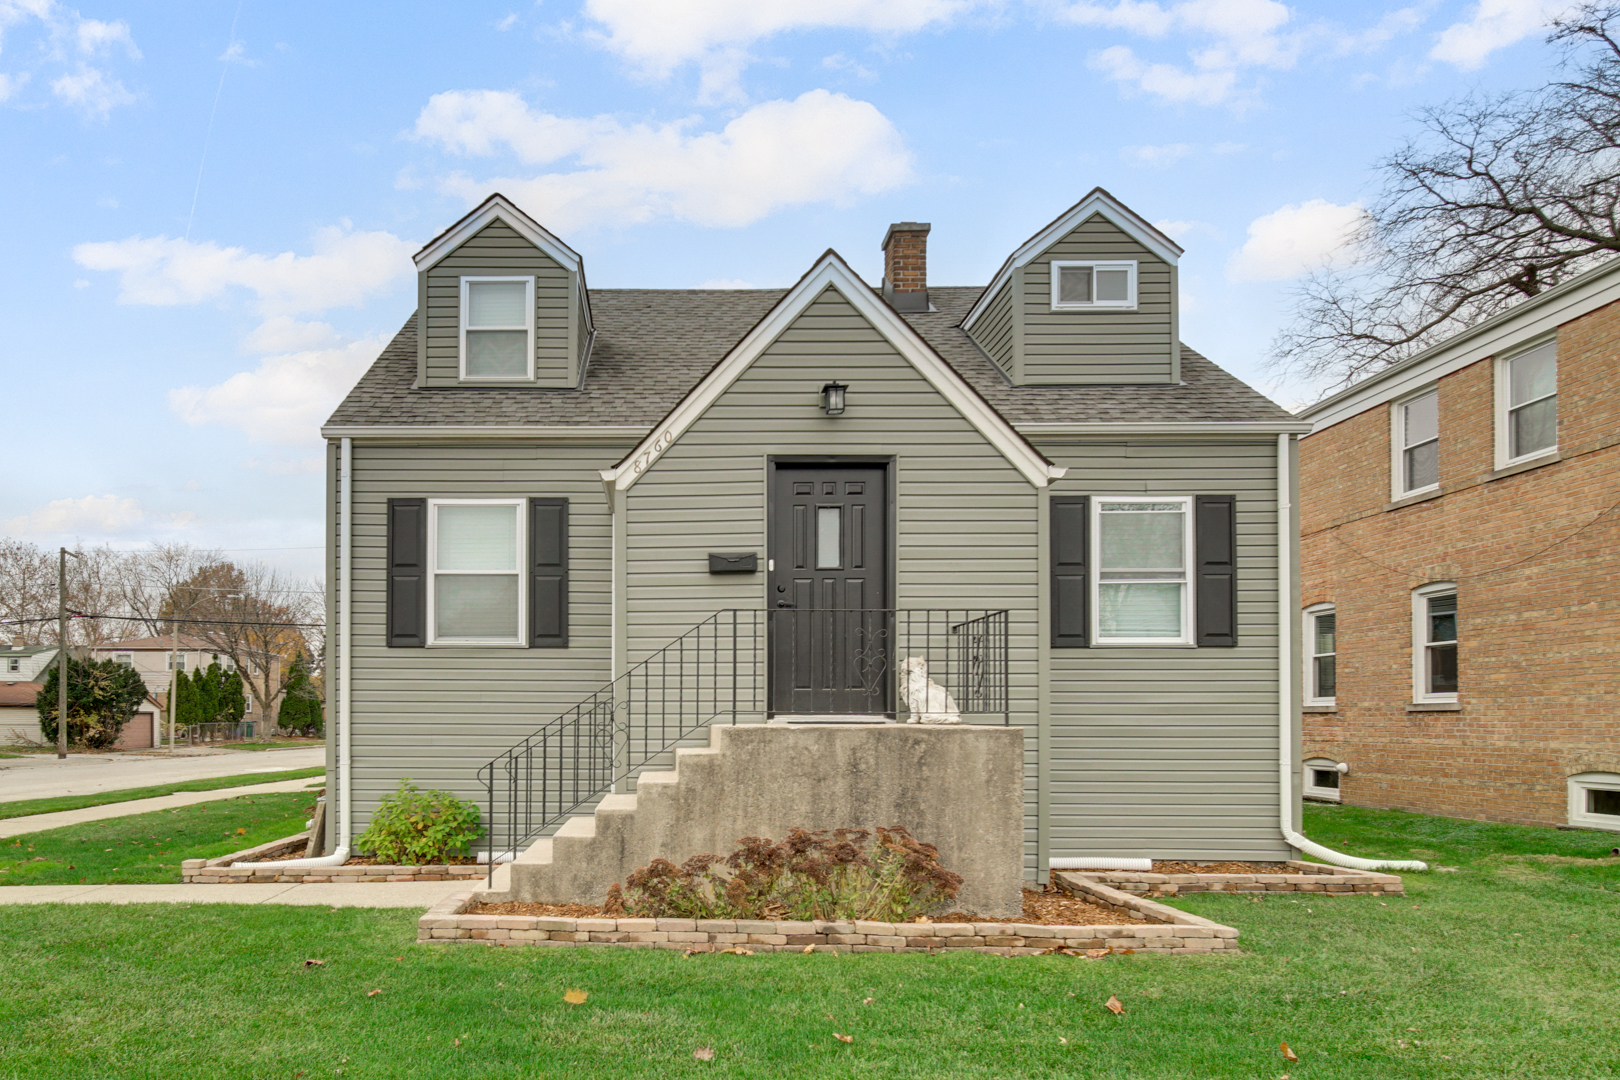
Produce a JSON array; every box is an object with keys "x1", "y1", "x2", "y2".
[{"x1": 881, "y1": 222, "x2": 931, "y2": 313}]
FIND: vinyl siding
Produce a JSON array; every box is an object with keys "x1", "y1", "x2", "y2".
[
  {"x1": 965, "y1": 278, "x2": 1014, "y2": 378},
  {"x1": 343, "y1": 439, "x2": 631, "y2": 831},
  {"x1": 422, "y1": 220, "x2": 577, "y2": 388},
  {"x1": 625, "y1": 284, "x2": 1044, "y2": 871},
  {"x1": 1021, "y1": 214, "x2": 1175, "y2": 385},
  {"x1": 1036, "y1": 437, "x2": 1290, "y2": 860}
]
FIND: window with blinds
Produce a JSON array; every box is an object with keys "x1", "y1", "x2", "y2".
[
  {"x1": 431, "y1": 501, "x2": 523, "y2": 643},
  {"x1": 1398, "y1": 390, "x2": 1439, "y2": 494},
  {"x1": 1505, "y1": 341, "x2": 1557, "y2": 462},
  {"x1": 1305, "y1": 605, "x2": 1336, "y2": 704},
  {"x1": 1414, "y1": 584, "x2": 1458, "y2": 701},
  {"x1": 1095, "y1": 498, "x2": 1191, "y2": 644},
  {"x1": 461, "y1": 277, "x2": 534, "y2": 379}
]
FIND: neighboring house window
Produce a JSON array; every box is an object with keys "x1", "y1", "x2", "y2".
[
  {"x1": 169, "y1": 652, "x2": 186, "y2": 671},
  {"x1": 1050, "y1": 260, "x2": 1137, "y2": 310},
  {"x1": 1304, "y1": 604, "x2": 1336, "y2": 706},
  {"x1": 1567, "y1": 773, "x2": 1620, "y2": 832},
  {"x1": 1393, "y1": 389, "x2": 1439, "y2": 496},
  {"x1": 1498, "y1": 340, "x2": 1557, "y2": 465},
  {"x1": 428, "y1": 499, "x2": 526, "y2": 644},
  {"x1": 6, "y1": 657, "x2": 18, "y2": 673},
  {"x1": 1303, "y1": 758, "x2": 1344, "y2": 802},
  {"x1": 114, "y1": 652, "x2": 133, "y2": 666},
  {"x1": 460, "y1": 277, "x2": 534, "y2": 380},
  {"x1": 1412, "y1": 583, "x2": 1458, "y2": 702},
  {"x1": 1093, "y1": 497, "x2": 1192, "y2": 644}
]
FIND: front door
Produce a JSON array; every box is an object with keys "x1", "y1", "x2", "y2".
[{"x1": 769, "y1": 464, "x2": 890, "y2": 715}]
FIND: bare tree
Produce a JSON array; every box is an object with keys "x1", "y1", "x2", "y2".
[
  {"x1": 118, "y1": 543, "x2": 224, "y2": 638},
  {"x1": 1274, "y1": 3, "x2": 1620, "y2": 388},
  {"x1": 184, "y1": 561, "x2": 320, "y2": 735},
  {"x1": 0, "y1": 539, "x2": 54, "y2": 645}
]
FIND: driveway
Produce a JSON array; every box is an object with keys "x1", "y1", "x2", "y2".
[{"x1": 0, "y1": 747, "x2": 325, "y2": 803}]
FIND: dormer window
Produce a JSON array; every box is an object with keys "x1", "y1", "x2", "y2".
[
  {"x1": 461, "y1": 277, "x2": 535, "y2": 380},
  {"x1": 1051, "y1": 260, "x2": 1137, "y2": 310}
]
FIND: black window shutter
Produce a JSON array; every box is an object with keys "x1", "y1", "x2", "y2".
[
  {"x1": 1050, "y1": 496, "x2": 1089, "y2": 648},
  {"x1": 529, "y1": 498, "x2": 568, "y2": 648},
  {"x1": 386, "y1": 498, "x2": 427, "y2": 648},
  {"x1": 1195, "y1": 494, "x2": 1237, "y2": 647}
]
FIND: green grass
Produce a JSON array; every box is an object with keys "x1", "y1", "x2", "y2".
[
  {"x1": 222, "y1": 738, "x2": 325, "y2": 751},
  {"x1": 0, "y1": 791, "x2": 315, "y2": 885},
  {"x1": 0, "y1": 766, "x2": 325, "y2": 819},
  {"x1": 0, "y1": 803, "x2": 1617, "y2": 1078}
]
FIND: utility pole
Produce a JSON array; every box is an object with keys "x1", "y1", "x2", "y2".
[
  {"x1": 56, "y1": 547, "x2": 81, "y2": 760},
  {"x1": 169, "y1": 606, "x2": 181, "y2": 754}
]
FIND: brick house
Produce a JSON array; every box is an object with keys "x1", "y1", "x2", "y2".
[{"x1": 1295, "y1": 259, "x2": 1620, "y2": 833}]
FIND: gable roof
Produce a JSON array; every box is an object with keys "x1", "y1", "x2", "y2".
[
  {"x1": 598, "y1": 251, "x2": 1068, "y2": 491},
  {"x1": 961, "y1": 187, "x2": 1183, "y2": 333},
  {"x1": 414, "y1": 193, "x2": 584, "y2": 274}
]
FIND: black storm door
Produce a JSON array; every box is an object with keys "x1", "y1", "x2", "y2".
[{"x1": 769, "y1": 464, "x2": 890, "y2": 715}]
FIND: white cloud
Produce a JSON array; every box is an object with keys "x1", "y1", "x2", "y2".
[
  {"x1": 5, "y1": 494, "x2": 148, "y2": 537},
  {"x1": 73, "y1": 16, "x2": 138, "y2": 57},
  {"x1": 1056, "y1": 0, "x2": 1175, "y2": 35},
  {"x1": 51, "y1": 64, "x2": 132, "y2": 117},
  {"x1": 1153, "y1": 217, "x2": 1219, "y2": 241},
  {"x1": 72, "y1": 225, "x2": 416, "y2": 316},
  {"x1": 1227, "y1": 198, "x2": 1367, "y2": 281},
  {"x1": 170, "y1": 321, "x2": 388, "y2": 446},
  {"x1": 1091, "y1": 44, "x2": 1238, "y2": 102},
  {"x1": 417, "y1": 89, "x2": 913, "y2": 232},
  {"x1": 1430, "y1": 0, "x2": 1574, "y2": 69},
  {"x1": 581, "y1": 0, "x2": 985, "y2": 97},
  {"x1": 1122, "y1": 142, "x2": 1195, "y2": 166}
]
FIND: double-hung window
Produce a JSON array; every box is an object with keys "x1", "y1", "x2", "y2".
[
  {"x1": 1050, "y1": 261, "x2": 1137, "y2": 310},
  {"x1": 1498, "y1": 340, "x2": 1557, "y2": 465},
  {"x1": 460, "y1": 277, "x2": 534, "y2": 380},
  {"x1": 429, "y1": 500, "x2": 525, "y2": 644},
  {"x1": 1394, "y1": 390, "x2": 1439, "y2": 496},
  {"x1": 1304, "y1": 604, "x2": 1336, "y2": 706},
  {"x1": 1413, "y1": 583, "x2": 1458, "y2": 702},
  {"x1": 1093, "y1": 497, "x2": 1192, "y2": 644}
]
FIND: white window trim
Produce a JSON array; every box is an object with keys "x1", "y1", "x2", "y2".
[
  {"x1": 1494, "y1": 337, "x2": 1558, "y2": 470},
  {"x1": 1090, "y1": 495, "x2": 1194, "y2": 646},
  {"x1": 1389, "y1": 386, "x2": 1440, "y2": 500},
  {"x1": 1303, "y1": 758, "x2": 1344, "y2": 803},
  {"x1": 1411, "y1": 581, "x2": 1458, "y2": 704},
  {"x1": 1303, "y1": 602, "x2": 1336, "y2": 707},
  {"x1": 1567, "y1": 772, "x2": 1620, "y2": 832},
  {"x1": 1049, "y1": 260, "x2": 1138, "y2": 311},
  {"x1": 459, "y1": 276, "x2": 536, "y2": 381},
  {"x1": 426, "y1": 498, "x2": 527, "y2": 647}
]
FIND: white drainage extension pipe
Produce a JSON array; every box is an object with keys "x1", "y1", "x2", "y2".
[
  {"x1": 233, "y1": 438, "x2": 355, "y2": 872},
  {"x1": 1049, "y1": 857, "x2": 1153, "y2": 872},
  {"x1": 1275, "y1": 434, "x2": 1427, "y2": 873}
]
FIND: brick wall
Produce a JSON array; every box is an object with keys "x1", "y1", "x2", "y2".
[
  {"x1": 883, "y1": 226, "x2": 929, "y2": 294},
  {"x1": 1300, "y1": 298, "x2": 1620, "y2": 827}
]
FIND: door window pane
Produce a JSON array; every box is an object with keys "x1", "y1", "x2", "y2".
[
  {"x1": 435, "y1": 575, "x2": 519, "y2": 640},
  {"x1": 467, "y1": 280, "x2": 527, "y2": 327},
  {"x1": 816, "y1": 506, "x2": 842, "y2": 570},
  {"x1": 437, "y1": 505, "x2": 517, "y2": 572},
  {"x1": 1058, "y1": 265, "x2": 1092, "y2": 304}
]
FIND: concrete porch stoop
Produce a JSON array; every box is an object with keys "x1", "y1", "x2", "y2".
[{"x1": 492, "y1": 722, "x2": 1026, "y2": 917}]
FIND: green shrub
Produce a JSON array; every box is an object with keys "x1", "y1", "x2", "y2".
[
  {"x1": 604, "y1": 826, "x2": 963, "y2": 922},
  {"x1": 355, "y1": 779, "x2": 481, "y2": 865},
  {"x1": 36, "y1": 658, "x2": 149, "y2": 750}
]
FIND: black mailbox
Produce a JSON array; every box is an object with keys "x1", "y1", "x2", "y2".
[{"x1": 708, "y1": 552, "x2": 758, "y2": 574}]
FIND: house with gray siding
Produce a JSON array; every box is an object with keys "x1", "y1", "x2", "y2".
[{"x1": 319, "y1": 189, "x2": 1338, "y2": 883}]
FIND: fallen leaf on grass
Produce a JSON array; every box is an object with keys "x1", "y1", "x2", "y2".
[
  {"x1": 693, "y1": 1046, "x2": 715, "y2": 1061},
  {"x1": 862, "y1": 997, "x2": 874, "y2": 1005},
  {"x1": 1104, "y1": 996, "x2": 1125, "y2": 1015},
  {"x1": 1058, "y1": 1037, "x2": 1068, "y2": 1045},
  {"x1": 682, "y1": 948, "x2": 699, "y2": 958},
  {"x1": 302, "y1": 959, "x2": 326, "y2": 968},
  {"x1": 833, "y1": 1033, "x2": 853, "y2": 1043},
  {"x1": 563, "y1": 988, "x2": 588, "y2": 1005},
  {"x1": 1281, "y1": 1041, "x2": 1299, "y2": 1062},
  {"x1": 366, "y1": 989, "x2": 382, "y2": 997},
  {"x1": 717, "y1": 947, "x2": 753, "y2": 956},
  {"x1": 453, "y1": 1038, "x2": 460, "y2": 1048},
  {"x1": 803, "y1": 944, "x2": 816, "y2": 954}
]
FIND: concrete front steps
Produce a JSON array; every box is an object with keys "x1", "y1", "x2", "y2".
[{"x1": 498, "y1": 721, "x2": 1026, "y2": 916}]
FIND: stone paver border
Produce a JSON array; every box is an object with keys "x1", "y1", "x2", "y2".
[
  {"x1": 1063, "y1": 860, "x2": 1404, "y2": 899},
  {"x1": 183, "y1": 832, "x2": 488, "y2": 884},
  {"x1": 415, "y1": 889, "x2": 1241, "y2": 955}
]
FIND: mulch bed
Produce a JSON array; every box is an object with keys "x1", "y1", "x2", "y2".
[
  {"x1": 1148, "y1": 861, "x2": 1290, "y2": 874},
  {"x1": 239, "y1": 838, "x2": 309, "y2": 863},
  {"x1": 468, "y1": 888, "x2": 1135, "y2": 926}
]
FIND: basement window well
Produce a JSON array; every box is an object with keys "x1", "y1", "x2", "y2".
[
  {"x1": 1304, "y1": 759, "x2": 1343, "y2": 803},
  {"x1": 1568, "y1": 773, "x2": 1620, "y2": 831}
]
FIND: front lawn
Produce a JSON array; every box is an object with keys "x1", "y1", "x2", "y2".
[
  {"x1": 0, "y1": 791, "x2": 315, "y2": 885},
  {"x1": 0, "y1": 766, "x2": 325, "y2": 820},
  {"x1": 0, "y1": 804, "x2": 1615, "y2": 1079}
]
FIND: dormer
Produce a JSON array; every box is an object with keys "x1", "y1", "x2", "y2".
[
  {"x1": 412, "y1": 194, "x2": 593, "y2": 389},
  {"x1": 962, "y1": 188, "x2": 1183, "y2": 386}
]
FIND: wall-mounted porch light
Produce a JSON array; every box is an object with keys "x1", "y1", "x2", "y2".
[{"x1": 821, "y1": 381, "x2": 848, "y2": 416}]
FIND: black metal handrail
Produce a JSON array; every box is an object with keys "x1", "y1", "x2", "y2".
[{"x1": 478, "y1": 608, "x2": 1009, "y2": 880}]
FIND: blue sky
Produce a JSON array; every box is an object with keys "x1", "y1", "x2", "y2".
[{"x1": 0, "y1": 0, "x2": 1572, "y2": 578}]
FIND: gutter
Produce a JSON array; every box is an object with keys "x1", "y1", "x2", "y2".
[
  {"x1": 1274, "y1": 432, "x2": 1427, "y2": 873},
  {"x1": 237, "y1": 437, "x2": 354, "y2": 870}
]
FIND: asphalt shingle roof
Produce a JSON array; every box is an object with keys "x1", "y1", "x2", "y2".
[{"x1": 325, "y1": 284, "x2": 1295, "y2": 429}]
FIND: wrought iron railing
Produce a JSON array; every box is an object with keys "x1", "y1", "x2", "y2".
[{"x1": 478, "y1": 608, "x2": 1009, "y2": 879}]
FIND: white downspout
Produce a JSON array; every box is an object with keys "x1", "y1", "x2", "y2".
[
  {"x1": 237, "y1": 437, "x2": 352, "y2": 869},
  {"x1": 1275, "y1": 433, "x2": 1426, "y2": 873}
]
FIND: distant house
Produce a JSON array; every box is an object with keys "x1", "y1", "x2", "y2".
[
  {"x1": 89, "y1": 636, "x2": 253, "y2": 749},
  {"x1": 4, "y1": 638, "x2": 58, "y2": 681},
  {"x1": 318, "y1": 190, "x2": 1318, "y2": 875},
  {"x1": 0, "y1": 680, "x2": 44, "y2": 747},
  {"x1": 1296, "y1": 258, "x2": 1620, "y2": 833}
]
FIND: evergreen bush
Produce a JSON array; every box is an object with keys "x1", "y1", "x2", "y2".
[
  {"x1": 277, "y1": 652, "x2": 323, "y2": 736},
  {"x1": 355, "y1": 779, "x2": 481, "y2": 865},
  {"x1": 36, "y1": 658, "x2": 150, "y2": 751}
]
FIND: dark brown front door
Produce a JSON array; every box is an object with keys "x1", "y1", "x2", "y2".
[{"x1": 769, "y1": 464, "x2": 890, "y2": 715}]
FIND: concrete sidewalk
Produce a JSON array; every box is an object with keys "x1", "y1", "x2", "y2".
[
  {"x1": 0, "y1": 775, "x2": 324, "y2": 839},
  {"x1": 0, "y1": 864, "x2": 506, "y2": 907}
]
